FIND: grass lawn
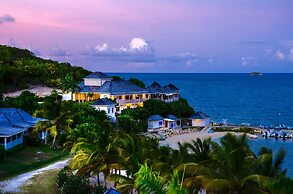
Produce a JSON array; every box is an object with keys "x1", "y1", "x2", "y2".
[
  {"x1": 19, "y1": 169, "x2": 60, "y2": 194},
  {"x1": 0, "y1": 145, "x2": 69, "y2": 180}
]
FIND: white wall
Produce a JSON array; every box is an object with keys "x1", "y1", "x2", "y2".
[
  {"x1": 92, "y1": 104, "x2": 116, "y2": 122},
  {"x1": 192, "y1": 118, "x2": 211, "y2": 127},
  {"x1": 148, "y1": 120, "x2": 164, "y2": 130},
  {"x1": 62, "y1": 92, "x2": 72, "y2": 101}
]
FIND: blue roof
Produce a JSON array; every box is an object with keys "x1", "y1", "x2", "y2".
[
  {"x1": 97, "y1": 81, "x2": 148, "y2": 95},
  {"x1": 147, "y1": 82, "x2": 179, "y2": 94},
  {"x1": 0, "y1": 126, "x2": 26, "y2": 136},
  {"x1": 190, "y1": 111, "x2": 210, "y2": 119},
  {"x1": 78, "y1": 80, "x2": 148, "y2": 95},
  {"x1": 85, "y1": 72, "x2": 112, "y2": 79},
  {"x1": 165, "y1": 114, "x2": 177, "y2": 120},
  {"x1": 104, "y1": 188, "x2": 121, "y2": 194},
  {"x1": 147, "y1": 115, "x2": 164, "y2": 121},
  {"x1": 92, "y1": 98, "x2": 115, "y2": 106},
  {"x1": 0, "y1": 108, "x2": 46, "y2": 136}
]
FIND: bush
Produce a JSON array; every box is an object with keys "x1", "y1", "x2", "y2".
[
  {"x1": 0, "y1": 145, "x2": 5, "y2": 159},
  {"x1": 57, "y1": 168, "x2": 95, "y2": 194},
  {"x1": 23, "y1": 133, "x2": 43, "y2": 146}
]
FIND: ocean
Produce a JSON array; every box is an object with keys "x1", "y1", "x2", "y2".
[{"x1": 109, "y1": 73, "x2": 293, "y2": 176}]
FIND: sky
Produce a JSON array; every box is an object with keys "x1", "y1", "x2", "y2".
[{"x1": 1, "y1": 0, "x2": 293, "y2": 73}]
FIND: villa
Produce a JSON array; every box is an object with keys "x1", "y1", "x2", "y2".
[
  {"x1": 91, "y1": 98, "x2": 117, "y2": 122},
  {"x1": 64, "y1": 72, "x2": 180, "y2": 113},
  {"x1": 0, "y1": 108, "x2": 46, "y2": 150},
  {"x1": 147, "y1": 114, "x2": 181, "y2": 132},
  {"x1": 189, "y1": 111, "x2": 211, "y2": 127}
]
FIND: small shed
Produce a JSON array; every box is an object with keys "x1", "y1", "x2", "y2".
[
  {"x1": 91, "y1": 98, "x2": 116, "y2": 122},
  {"x1": 190, "y1": 111, "x2": 211, "y2": 127},
  {"x1": 147, "y1": 115, "x2": 164, "y2": 132},
  {"x1": 164, "y1": 114, "x2": 180, "y2": 129}
]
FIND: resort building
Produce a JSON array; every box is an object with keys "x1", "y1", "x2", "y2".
[
  {"x1": 164, "y1": 115, "x2": 181, "y2": 130},
  {"x1": 189, "y1": 111, "x2": 211, "y2": 127},
  {"x1": 146, "y1": 82, "x2": 180, "y2": 103},
  {"x1": 0, "y1": 108, "x2": 46, "y2": 150},
  {"x1": 147, "y1": 114, "x2": 181, "y2": 132},
  {"x1": 66, "y1": 72, "x2": 180, "y2": 113},
  {"x1": 91, "y1": 98, "x2": 116, "y2": 122},
  {"x1": 147, "y1": 115, "x2": 164, "y2": 132}
]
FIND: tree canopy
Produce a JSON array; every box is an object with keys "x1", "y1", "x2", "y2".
[{"x1": 0, "y1": 45, "x2": 90, "y2": 92}]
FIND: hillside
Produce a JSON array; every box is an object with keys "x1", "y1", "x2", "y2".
[{"x1": 0, "y1": 45, "x2": 90, "y2": 93}]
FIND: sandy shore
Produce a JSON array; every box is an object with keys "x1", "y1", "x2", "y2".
[
  {"x1": 3, "y1": 85, "x2": 61, "y2": 98},
  {"x1": 165, "y1": 131, "x2": 240, "y2": 149}
]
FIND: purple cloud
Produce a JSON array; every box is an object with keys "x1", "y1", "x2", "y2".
[{"x1": 0, "y1": 15, "x2": 15, "y2": 25}]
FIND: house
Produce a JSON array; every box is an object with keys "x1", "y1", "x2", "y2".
[
  {"x1": 66, "y1": 72, "x2": 180, "y2": 112},
  {"x1": 189, "y1": 111, "x2": 211, "y2": 127},
  {"x1": 146, "y1": 82, "x2": 180, "y2": 103},
  {"x1": 0, "y1": 108, "x2": 46, "y2": 150},
  {"x1": 91, "y1": 98, "x2": 116, "y2": 122},
  {"x1": 147, "y1": 115, "x2": 164, "y2": 132},
  {"x1": 164, "y1": 115, "x2": 180, "y2": 129}
]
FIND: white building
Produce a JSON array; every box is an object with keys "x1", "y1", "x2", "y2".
[
  {"x1": 164, "y1": 115, "x2": 180, "y2": 129},
  {"x1": 147, "y1": 115, "x2": 164, "y2": 132},
  {"x1": 190, "y1": 111, "x2": 211, "y2": 127},
  {"x1": 91, "y1": 98, "x2": 116, "y2": 122}
]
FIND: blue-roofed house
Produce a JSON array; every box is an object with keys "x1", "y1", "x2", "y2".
[
  {"x1": 147, "y1": 115, "x2": 164, "y2": 132},
  {"x1": 66, "y1": 72, "x2": 180, "y2": 112},
  {"x1": 0, "y1": 108, "x2": 46, "y2": 150},
  {"x1": 164, "y1": 114, "x2": 181, "y2": 129},
  {"x1": 91, "y1": 98, "x2": 116, "y2": 122},
  {"x1": 189, "y1": 111, "x2": 211, "y2": 127},
  {"x1": 146, "y1": 82, "x2": 180, "y2": 103}
]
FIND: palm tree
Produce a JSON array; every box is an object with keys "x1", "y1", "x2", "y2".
[
  {"x1": 35, "y1": 112, "x2": 73, "y2": 147},
  {"x1": 134, "y1": 163, "x2": 187, "y2": 194},
  {"x1": 178, "y1": 134, "x2": 270, "y2": 194},
  {"x1": 61, "y1": 74, "x2": 80, "y2": 101}
]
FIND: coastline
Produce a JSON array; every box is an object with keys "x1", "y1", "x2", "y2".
[{"x1": 164, "y1": 131, "x2": 241, "y2": 149}]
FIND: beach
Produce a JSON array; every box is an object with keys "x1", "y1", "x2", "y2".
[{"x1": 165, "y1": 131, "x2": 239, "y2": 149}]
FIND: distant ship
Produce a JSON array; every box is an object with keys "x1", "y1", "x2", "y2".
[{"x1": 250, "y1": 72, "x2": 263, "y2": 76}]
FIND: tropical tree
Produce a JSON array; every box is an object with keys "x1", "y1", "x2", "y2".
[
  {"x1": 61, "y1": 74, "x2": 80, "y2": 100},
  {"x1": 134, "y1": 163, "x2": 187, "y2": 194}
]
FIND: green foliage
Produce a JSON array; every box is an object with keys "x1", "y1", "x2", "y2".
[
  {"x1": 4, "y1": 91, "x2": 40, "y2": 114},
  {"x1": 0, "y1": 145, "x2": 5, "y2": 159},
  {"x1": 57, "y1": 168, "x2": 94, "y2": 194},
  {"x1": 112, "y1": 76, "x2": 124, "y2": 81},
  {"x1": 0, "y1": 45, "x2": 90, "y2": 92},
  {"x1": 118, "y1": 115, "x2": 147, "y2": 133},
  {"x1": 130, "y1": 78, "x2": 145, "y2": 88}
]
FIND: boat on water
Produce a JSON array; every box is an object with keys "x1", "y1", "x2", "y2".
[{"x1": 250, "y1": 72, "x2": 263, "y2": 76}]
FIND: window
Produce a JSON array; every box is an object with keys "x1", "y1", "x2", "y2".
[
  {"x1": 7, "y1": 137, "x2": 11, "y2": 143},
  {"x1": 12, "y1": 135, "x2": 16, "y2": 141},
  {"x1": 0, "y1": 137, "x2": 4, "y2": 144},
  {"x1": 159, "y1": 121, "x2": 163, "y2": 126},
  {"x1": 17, "y1": 133, "x2": 22, "y2": 139},
  {"x1": 112, "y1": 108, "x2": 114, "y2": 113},
  {"x1": 108, "y1": 108, "x2": 110, "y2": 114}
]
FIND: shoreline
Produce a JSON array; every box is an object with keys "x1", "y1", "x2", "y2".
[{"x1": 164, "y1": 131, "x2": 241, "y2": 149}]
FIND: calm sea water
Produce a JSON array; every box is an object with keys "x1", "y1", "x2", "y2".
[{"x1": 109, "y1": 73, "x2": 293, "y2": 176}]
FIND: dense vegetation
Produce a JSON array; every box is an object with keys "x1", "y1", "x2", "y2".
[
  {"x1": 0, "y1": 45, "x2": 90, "y2": 92},
  {"x1": 118, "y1": 98, "x2": 195, "y2": 133}
]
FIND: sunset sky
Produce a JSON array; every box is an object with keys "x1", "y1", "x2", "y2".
[{"x1": 1, "y1": 0, "x2": 293, "y2": 72}]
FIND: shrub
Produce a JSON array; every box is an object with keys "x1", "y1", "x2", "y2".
[{"x1": 0, "y1": 145, "x2": 5, "y2": 159}]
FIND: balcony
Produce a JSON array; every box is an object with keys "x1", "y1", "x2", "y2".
[{"x1": 115, "y1": 98, "x2": 148, "y2": 105}]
